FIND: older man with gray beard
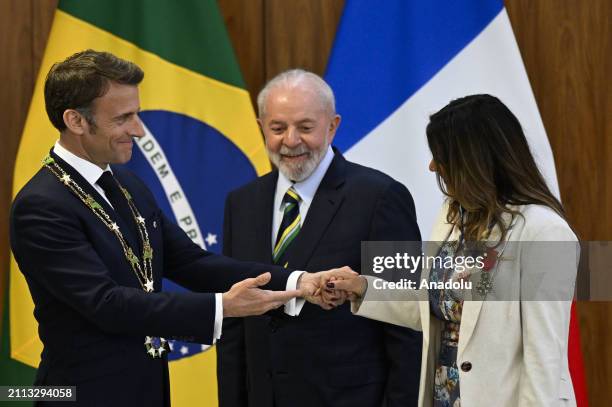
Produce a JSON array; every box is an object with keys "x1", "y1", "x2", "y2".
[{"x1": 217, "y1": 69, "x2": 422, "y2": 407}]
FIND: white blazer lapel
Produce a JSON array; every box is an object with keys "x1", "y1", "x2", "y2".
[
  {"x1": 457, "y1": 210, "x2": 516, "y2": 360},
  {"x1": 420, "y1": 202, "x2": 454, "y2": 350},
  {"x1": 423, "y1": 200, "x2": 454, "y2": 281}
]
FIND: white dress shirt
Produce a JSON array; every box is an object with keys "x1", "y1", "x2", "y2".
[
  {"x1": 272, "y1": 145, "x2": 335, "y2": 315},
  {"x1": 54, "y1": 141, "x2": 113, "y2": 205}
]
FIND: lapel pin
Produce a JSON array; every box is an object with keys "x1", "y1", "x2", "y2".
[
  {"x1": 153, "y1": 220, "x2": 157, "y2": 229},
  {"x1": 482, "y1": 247, "x2": 499, "y2": 271}
]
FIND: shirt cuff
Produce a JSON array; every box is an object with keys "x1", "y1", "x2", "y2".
[
  {"x1": 284, "y1": 270, "x2": 306, "y2": 316},
  {"x1": 213, "y1": 293, "x2": 223, "y2": 342}
]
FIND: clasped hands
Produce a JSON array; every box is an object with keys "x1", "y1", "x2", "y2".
[
  {"x1": 298, "y1": 267, "x2": 368, "y2": 310},
  {"x1": 223, "y1": 267, "x2": 368, "y2": 317}
]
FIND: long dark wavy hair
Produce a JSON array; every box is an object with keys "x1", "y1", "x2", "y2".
[{"x1": 426, "y1": 94, "x2": 566, "y2": 242}]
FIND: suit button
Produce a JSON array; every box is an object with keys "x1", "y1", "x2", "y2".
[{"x1": 460, "y1": 361, "x2": 472, "y2": 372}]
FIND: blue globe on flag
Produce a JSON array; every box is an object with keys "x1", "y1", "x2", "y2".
[{"x1": 127, "y1": 110, "x2": 259, "y2": 361}]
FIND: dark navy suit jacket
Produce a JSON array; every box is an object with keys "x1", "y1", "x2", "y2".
[
  {"x1": 9, "y1": 150, "x2": 291, "y2": 406},
  {"x1": 217, "y1": 151, "x2": 422, "y2": 407}
]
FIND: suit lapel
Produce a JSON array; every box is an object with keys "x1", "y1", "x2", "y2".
[
  {"x1": 456, "y1": 210, "x2": 514, "y2": 360},
  {"x1": 283, "y1": 153, "x2": 346, "y2": 270},
  {"x1": 426, "y1": 203, "x2": 484, "y2": 361},
  {"x1": 418, "y1": 204, "x2": 455, "y2": 354},
  {"x1": 419, "y1": 202, "x2": 483, "y2": 365},
  {"x1": 256, "y1": 172, "x2": 278, "y2": 264},
  {"x1": 422, "y1": 201, "x2": 454, "y2": 281}
]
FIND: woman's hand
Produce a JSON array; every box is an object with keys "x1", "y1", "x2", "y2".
[{"x1": 319, "y1": 269, "x2": 368, "y2": 307}]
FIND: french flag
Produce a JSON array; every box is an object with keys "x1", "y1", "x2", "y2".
[{"x1": 325, "y1": 1, "x2": 587, "y2": 405}]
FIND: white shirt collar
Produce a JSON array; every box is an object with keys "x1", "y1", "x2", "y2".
[
  {"x1": 53, "y1": 140, "x2": 112, "y2": 185},
  {"x1": 276, "y1": 145, "x2": 335, "y2": 207}
]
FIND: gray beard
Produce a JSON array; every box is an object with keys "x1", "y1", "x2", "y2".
[{"x1": 268, "y1": 144, "x2": 328, "y2": 182}]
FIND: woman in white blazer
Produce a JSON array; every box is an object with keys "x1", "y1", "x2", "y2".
[{"x1": 326, "y1": 95, "x2": 579, "y2": 407}]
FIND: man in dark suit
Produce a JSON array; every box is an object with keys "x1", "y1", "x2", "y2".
[
  {"x1": 9, "y1": 50, "x2": 336, "y2": 406},
  {"x1": 217, "y1": 70, "x2": 422, "y2": 407}
]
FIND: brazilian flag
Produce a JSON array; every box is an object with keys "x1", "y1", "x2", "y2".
[{"x1": 3, "y1": 1, "x2": 270, "y2": 405}]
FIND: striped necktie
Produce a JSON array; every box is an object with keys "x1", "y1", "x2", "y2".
[{"x1": 273, "y1": 186, "x2": 302, "y2": 265}]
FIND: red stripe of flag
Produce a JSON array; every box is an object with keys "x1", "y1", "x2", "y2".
[{"x1": 569, "y1": 301, "x2": 588, "y2": 406}]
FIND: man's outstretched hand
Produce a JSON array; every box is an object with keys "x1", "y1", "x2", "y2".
[{"x1": 222, "y1": 272, "x2": 301, "y2": 317}]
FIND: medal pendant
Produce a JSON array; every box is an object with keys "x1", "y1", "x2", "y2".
[
  {"x1": 144, "y1": 336, "x2": 171, "y2": 358},
  {"x1": 476, "y1": 272, "x2": 493, "y2": 296}
]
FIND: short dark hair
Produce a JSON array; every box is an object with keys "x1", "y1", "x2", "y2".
[{"x1": 44, "y1": 49, "x2": 144, "y2": 131}]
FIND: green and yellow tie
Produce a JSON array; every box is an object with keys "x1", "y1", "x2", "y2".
[{"x1": 273, "y1": 187, "x2": 302, "y2": 265}]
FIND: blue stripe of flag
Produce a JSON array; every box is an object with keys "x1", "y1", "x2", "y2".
[{"x1": 325, "y1": 0, "x2": 504, "y2": 151}]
